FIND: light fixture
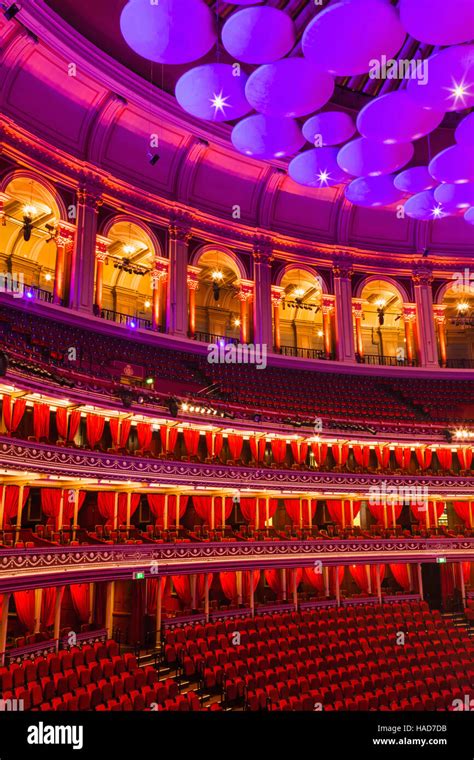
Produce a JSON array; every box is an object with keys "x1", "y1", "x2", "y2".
[
  {"x1": 211, "y1": 269, "x2": 224, "y2": 281},
  {"x1": 44, "y1": 273, "x2": 52, "y2": 282},
  {"x1": 456, "y1": 301, "x2": 469, "y2": 313},
  {"x1": 129, "y1": 320, "x2": 136, "y2": 328},
  {"x1": 181, "y1": 403, "x2": 189, "y2": 412},
  {"x1": 144, "y1": 300, "x2": 151, "y2": 309},
  {"x1": 210, "y1": 90, "x2": 230, "y2": 117},
  {"x1": 375, "y1": 298, "x2": 386, "y2": 309},
  {"x1": 317, "y1": 330, "x2": 324, "y2": 338},
  {"x1": 22, "y1": 204, "x2": 37, "y2": 217},
  {"x1": 145, "y1": 377, "x2": 154, "y2": 385},
  {"x1": 431, "y1": 204, "x2": 444, "y2": 218},
  {"x1": 293, "y1": 287, "x2": 305, "y2": 298},
  {"x1": 233, "y1": 317, "x2": 241, "y2": 327},
  {"x1": 123, "y1": 244, "x2": 136, "y2": 255}
]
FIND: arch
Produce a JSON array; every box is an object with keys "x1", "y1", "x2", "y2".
[
  {"x1": 434, "y1": 277, "x2": 470, "y2": 305},
  {"x1": 355, "y1": 274, "x2": 410, "y2": 304},
  {"x1": 1, "y1": 170, "x2": 68, "y2": 221},
  {"x1": 191, "y1": 244, "x2": 248, "y2": 282},
  {"x1": 275, "y1": 263, "x2": 329, "y2": 294},
  {"x1": 101, "y1": 214, "x2": 163, "y2": 259}
]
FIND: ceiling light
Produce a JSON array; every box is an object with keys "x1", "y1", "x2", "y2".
[
  {"x1": 22, "y1": 205, "x2": 37, "y2": 217},
  {"x1": 144, "y1": 300, "x2": 151, "y2": 309},
  {"x1": 317, "y1": 330, "x2": 324, "y2": 338},
  {"x1": 293, "y1": 288, "x2": 305, "y2": 298},
  {"x1": 233, "y1": 318, "x2": 241, "y2": 327},
  {"x1": 211, "y1": 270, "x2": 224, "y2": 281},
  {"x1": 210, "y1": 90, "x2": 230, "y2": 117},
  {"x1": 375, "y1": 298, "x2": 386, "y2": 309},
  {"x1": 44, "y1": 273, "x2": 52, "y2": 282},
  {"x1": 123, "y1": 244, "x2": 136, "y2": 255},
  {"x1": 457, "y1": 301, "x2": 469, "y2": 313}
]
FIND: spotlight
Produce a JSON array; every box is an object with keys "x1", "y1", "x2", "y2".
[
  {"x1": 147, "y1": 152, "x2": 160, "y2": 166},
  {"x1": 3, "y1": 3, "x2": 20, "y2": 21},
  {"x1": 129, "y1": 321, "x2": 136, "y2": 329},
  {"x1": 166, "y1": 397, "x2": 179, "y2": 418},
  {"x1": 137, "y1": 395, "x2": 145, "y2": 405},
  {"x1": 145, "y1": 377, "x2": 154, "y2": 385},
  {"x1": 25, "y1": 290, "x2": 33, "y2": 299}
]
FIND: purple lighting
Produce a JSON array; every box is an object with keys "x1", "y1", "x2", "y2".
[
  {"x1": 231, "y1": 114, "x2": 304, "y2": 160},
  {"x1": 399, "y1": 0, "x2": 474, "y2": 46},
  {"x1": 406, "y1": 45, "x2": 474, "y2": 113},
  {"x1": 289, "y1": 148, "x2": 350, "y2": 188},
  {"x1": 337, "y1": 138, "x2": 414, "y2": 178},
  {"x1": 345, "y1": 175, "x2": 405, "y2": 208},
  {"x1": 429, "y1": 145, "x2": 474, "y2": 185},
  {"x1": 302, "y1": 111, "x2": 355, "y2": 147},
  {"x1": 222, "y1": 7, "x2": 295, "y2": 65},
  {"x1": 176, "y1": 64, "x2": 250, "y2": 122},
  {"x1": 394, "y1": 167, "x2": 437, "y2": 194},
  {"x1": 357, "y1": 92, "x2": 444, "y2": 145}
]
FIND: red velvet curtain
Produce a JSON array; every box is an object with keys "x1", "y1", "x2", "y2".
[
  {"x1": 240, "y1": 497, "x2": 277, "y2": 527},
  {"x1": 146, "y1": 577, "x2": 171, "y2": 614},
  {"x1": 457, "y1": 447, "x2": 473, "y2": 470},
  {"x1": 416, "y1": 447, "x2": 433, "y2": 470},
  {"x1": 283, "y1": 498, "x2": 317, "y2": 526},
  {"x1": 350, "y1": 564, "x2": 385, "y2": 593},
  {"x1": 264, "y1": 568, "x2": 302, "y2": 597},
  {"x1": 311, "y1": 442, "x2": 328, "y2": 467},
  {"x1": 227, "y1": 434, "x2": 243, "y2": 460},
  {"x1": 250, "y1": 436, "x2": 266, "y2": 463},
  {"x1": 453, "y1": 501, "x2": 474, "y2": 528},
  {"x1": 172, "y1": 574, "x2": 211, "y2": 605},
  {"x1": 70, "y1": 583, "x2": 91, "y2": 623},
  {"x1": 1, "y1": 485, "x2": 30, "y2": 529},
  {"x1": 130, "y1": 579, "x2": 146, "y2": 643},
  {"x1": 290, "y1": 440, "x2": 308, "y2": 465},
  {"x1": 42, "y1": 587, "x2": 64, "y2": 629},
  {"x1": 167, "y1": 495, "x2": 188, "y2": 528},
  {"x1": 56, "y1": 407, "x2": 68, "y2": 439},
  {"x1": 33, "y1": 402, "x2": 50, "y2": 440},
  {"x1": 327, "y1": 499, "x2": 361, "y2": 527},
  {"x1": 14, "y1": 590, "x2": 36, "y2": 632},
  {"x1": 436, "y1": 448, "x2": 453, "y2": 470},
  {"x1": 332, "y1": 443, "x2": 349, "y2": 466},
  {"x1": 3, "y1": 395, "x2": 26, "y2": 433},
  {"x1": 271, "y1": 438, "x2": 287, "y2": 464},
  {"x1": 205, "y1": 432, "x2": 223, "y2": 459},
  {"x1": 183, "y1": 429, "x2": 200, "y2": 456},
  {"x1": 395, "y1": 446, "x2": 412, "y2": 469},
  {"x1": 40, "y1": 488, "x2": 63, "y2": 530},
  {"x1": 86, "y1": 414, "x2": 105, "y2": 448},
  {"x1": 137, "y1": 422, "x2": 152, "y2": 451},
  {"x1": 160, "y1": 426, "x2": 178, "y2": 454},
  {"x1": 375, "y1": 444, "x2": 390, "y2": 469},
  {"x1": 109, "y1": 418, "x2": 132, "y2": 449},
  {"x1": 62, "y1": 490, "x2": 86, "y2": 524},
  {"x1": 193, "y1": 496, "x2": 232, "y2": 527},
  {"x1": 219, "y1": 570, "x2": 260, "y2": 604},
  {"x1": 368, "y1": 501, "x2": 402, "y2": 527},
  {"x1": 303, "y1": 566, "x2": 344, "y2": 592},
  {"x1": 147, "y1": 494, "x2": 165, "y2": 525},
  {"x1": 353, "y1": 444, "x2": 370, "y2": 468},
  {"x1": 389, "y1": 564, "x2": 412, "y2": 591},
  {"x1": 193, "y1": 496, "x2": 213, "y2": 524},
  {"x1": 411, "y1": 500, "x2": 444, "y2": 527},
  {"x1": 97, "y1": 492, "x2": 116, "y2": 525},
  {"x1": 461, "y1": 562, "x2": 471, "y2": 585},
  {"x1": 117, "y1": 493, "x2": 140, "y2": 525},
  {"x1": 68, "y1": 410, "x2": 81, "y2": 442}
]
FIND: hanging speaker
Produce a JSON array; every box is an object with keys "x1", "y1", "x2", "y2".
[{"x1": 0, "y1": 351, "x2": 9, "y2": 376}]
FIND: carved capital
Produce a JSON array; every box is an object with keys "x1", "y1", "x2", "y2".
[
  {"x1": 433, "y1": 304, "x2": 447, "y2": 324},
  {"x1": 402, "y1": 303, "x2": 417, "y2": 323},
  {"x1": 56, "y1": 225, "x2": 75, "y2": 249},
  {"x1": 253, "y1": 235, "x2": 273, "y2": 263},
  {"x1": 271, "y1": 286, "x2": 284, "y2": 308},
  {"x1": 352, "y1": 298, "x2": 363, "y2": 319},
  {"x1": 321, "y1": 294, "x2": 335, "y2": 314},
  {"x1": 412, "y1": 262, "x2": 433, "y2": 286},
  {"x1": 332, "y1": 256, "x2": 353, "y2": 279},
  {"x1": 187, "y1": 275, "x2": 200, "y2": 291}
]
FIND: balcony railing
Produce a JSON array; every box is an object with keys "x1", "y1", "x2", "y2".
[
  {"x1": 24, "y1": 285, "x2": 55, "y2": 304},
  {"x1": 276, "y1": 345, "x2": 330, "y2": 360},
  {"x1": 193, "y1": 331, "x2": 240, "y2": 346},
  {"x1": 100, "y1": 308, "x2": 152, "y2": 331},
  {"x1": 446, "y1": 358, "x2": 474, "y2": 369},
  {"x1": 361, "y1": 354, "x2": 416, "y2": 367}
]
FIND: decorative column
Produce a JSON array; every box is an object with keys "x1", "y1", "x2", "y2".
[
  {"x1": 333, "y1": 261, "x2": 355, "y2": 362},
  {"x1": 459, "y1": 562, "x2": 466, "y2": 607},
  {"x1": 236, "y1": 282, "x2": 253, "y2": 344},
  {"x1": 204, "y1": 574, "x2": 210, "y2": 623},
  {"x1": 292, "y1": 569, "x2": 298, "y2": 611},
  {"x1": 53, "y1": 225, "x2": 75, "y2": 305},
  {"x1": 417, "y1": 564, "x2": 424, "y2": 600},
  {"x1": 335, "y1": 566, "x2": 341, "y2": 607},
  {"x1": 252, "y1": 236, "x2": 274, "y2": 349},
  {"x1": 249, "y1": 575, "x2": 255, "y2": 618},
  {"x1": 15, "y1": 484, "x2": 25, "y2": 536},
  {"x1": 190, "y1": 575, "x2": 197, "y2": 610},
  {"x1": 352, "y1": 298, "x2": 364, "y2": 359},
  {"x1": 321, "y1": 295, "x2": 335, "y2": 359},
  {"x1": 402, "y1": 303, "x2": 417, "y2": 365},
  {"x1": 271, "y1": 286, "x2": 284, "y2": 351},
  {"x1": 281, "y1": 568, "x2": 287, "y2": 602},
  {"x1": 0, "y1": 593, "x2": 10, "y2": 665},
  {"x1": 155, "y1": 579, "x2": 162, "y2": 646},
  {"x1": 236, "y1": 571, "x2": 243, "y2": 607},
  {"x1": 53, "y1": 585, "x2": 63, "y2": 645},
  {"x1": 433, "y1": 304, "x2": 448, "y2": 367},
  {"x1": 34, "y1": 588, "x2": 42, "y2": 634},
  {"x1": 186, "y1": 266, "x2": 200, "y2": 337},
  {"x1": 412, "y1": 264, "x2": 438, "y2": 368},
  {"x1": 94, "y1": 240, "x2": 108, "y2": 314},
  {"x1": 69, "y1": 186, "x2": 102, "y2": 312},
  {"x1": 151, "y1": 260, "x2": 168, "y2": 332},
  {"x1": 166, "y1": 218, "x2": 192, "y2": 336},
  {"x1": 72, "y1": 490, "x2": 80, "y2": 542},
  {"x1": 105, "y1": 581, "x2": 115, "y2": 638}
]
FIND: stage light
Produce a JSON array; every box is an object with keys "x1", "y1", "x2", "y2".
[
  {"x1": 181, "y1": 403, "x2": 189, "y2": 412},
  {"x1": 145, "y1": 377, "x2": 154, "y2": 385},
  {"x1": 129, "y1": 321, "x2": 136, "y2": 328},
  {"x1": 25, "y1": 290, "x2": 33, "y2": 299},
  {"x1": 148, "y1": 152, "x2": 160, "y2": 166}
]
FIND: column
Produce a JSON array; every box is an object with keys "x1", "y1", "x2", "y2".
[
  {"x1": 57, "y1": 489, "x2": 65, "y2": 533},
  {"x1": 15, "y1": 484, "x2": 24, "y2": 536},
  {"x1": 0, "y1": 484, "x2": 6, "y2": 532},
  {"x1": 376, "y1": 566, "x2": 382, "y2": 604},
  {"x1": 105, "y1": 581, "x2": 115, "y2": 638},
  {"x1": 333, "y1": 262, "x2": 355, "y2": 362},
  {"x1": 190, "y1": 575, "x2": 197, "y2": 610},
  {"x1": 412, "y1": 265, "x2": 438, "y2": 367},
  {"x1": 459, "y1": 562, "x2": 466, "y2": 607},
  {"x1": 335, "y1": 566, "x2": 341, "y2": 607},
  {"x1": 94, "y1": 240, "x2": 108, "y2": 313},
  {"x1": 236, "y1": 282, "x2": 253, "y2": 344},
  {"x1": 204, "y1": 574, "x2": 210, "y2": 623},
  {"x1": 166, "y1": 218, "x2": 191, "y2": 336},
  {"x1": 292, "y1": 569, "x2": 298, "y2": 611},
  {"x1": 271, "y1": 287, "x2": 284, "y2": 351},
  {"x1": 72, "y1": 490, "x2": 80, "y2": 542},
  {"x1": 155, "y1": 579, "x2": 162, "y2": 647},
  {"x1": 433, "y1": 305, "x2": 448, "y2": 367},
  {"x1": 186, "y1": 266, "x2": 200, "y2": 337},
  {"x1": 0, "y1": 593, "x2": 10, "y2": 665},
  {"x1": 236, "y1": 571, "x2": 243, "y2": 606},
  {"x1": 69, "y1": 186, "x2": 102, "y2": 312},
  {"x1": 324, "y1": 567, "x2": 329, "y2": 597},
  {"x1": 249, "y1": 575, "x2": 255, "y2": 618},
  {"x1": 321, "y1": 295, "x2": 335, "y2": 359},
  {"x1": 352, "y1": 298, "x2": 364, "y2": 359},
  {"x1": 53, "y1": 585, "x2": 63, "y2": 645},
  {"x1": 113, "y1": 492, "x2": 119, "y2": 531},
  {"x1": 252, "y1": 237, "x2": 273, "y2": 349},
  {"x1": 281, "y1": 568, "x2": 287, "y2": 601},
  {"x1": 402, "y1": 304, "x2": 417, "y2": 365},
  {"x1": 53, "y1": 225, "x2": 75, "y2": 305},
  {"x1": 89, "y1": 583, "x2": 95, "y2": 625},
  {"x1": 126, "y1": 491, "x2": 132, "y2": 535},
  {"x1": 417, "y1": 564, "x2": 424, "y2": 600},
  {"x1": 34, "y1": 588, "x2": 42, "y2": 634},
  {"x1": 151, "y1": 266, "x2": 167, "y2": 332}
]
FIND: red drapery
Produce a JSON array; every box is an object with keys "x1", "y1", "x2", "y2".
[
  {"x1": 40, "y1": 488, "x2": 63, "y2": 530},
  {"x1": 56, "y1": 408, "x2": 81, "y2": 442},
  {"x1": 167, "y1": 495, "x2": 188, "y2": 528},
  {"x1": 389, "y1": 564, "x2": 412, "y2": 591},
  {"x1": 193, "y1": 496, "x2": 232, "y2": 528},
  {"x1": 375, "y1": 445, "x2": 390, "y2": 469},
  {"x1": 130, "y1": 579, "x2": 146, "y2": 643},
  {"x1": 453, "y1": 501, "x2": 474, "y2": 528},
  {"x1": 327, "y1": 499, "x2": 361, "y2": 527},
  {"x1": 290, "y1": 440, "x2": 308, "y2": 465},
  {"x1": 240, "y1": 497, "x2": 277, "y2": 527},
  {"x1": 3, "y1": 395, "x2": 26, "y2": 433},
  {"x1": 41, "y1": 587, "x2": 64, "y2": 629},
  {"x1": 350, "y1": 564, "x2": 386, "y2": 593},
  {"x1": 264, "y1": 568, "x2": 302, "y2": 597},
  {"x1": 172, "y1": 574, "x2": 211, "y2": 605},
  {"x1": 457, "y1": 447, "x2": 473, "y2": 470},
  {"x1": 440, "y1": 563, "x2": 455, "y2": 602},
  {"x1": 311, "y1": 442, "x2": 328, "y2": 467},
  {"x1": 271, "y1": 438, "x2": 287, "y2": 464},
  {"x1": 14, "y1": 590, "x2": 36, "y2": 632},
  {"x1": 416, "y1": 447, "x2": 433, "y2": 470},
  {"x1": 109, "y1": 418, "x2": 132, "y2": 449},
  {"x1": 411, "y1": 500, "x2": 444, "y2": 527},
  {"x1": 183, "y1": 428, "x2": 200, "y2": 456},
  {"x1": 86, "y1": 414, "x2": 105, "y2": 448},
  {"x1": 227, "y1": 434, "x2": 243, "y2": 460},
  {"x1": 62, "y1": 490, "x2": 86, "y2": 524},
  {"x1": 395, "y1": 446, "x2": 412, "y2": 469},
  {"x1": 97, "y1": 492, "x2": 116, "y2": 526},
  {"x1": 284, "y1": 498, "x2": 316, "y2": 526},
  {"x1": 33, "y1": 402, "x2": 50, "y2": 441},
  {"x1": 303, "y1": 566, "x2": 344, "y2": 592},
  {"x1": 368, "y1": 501, "x2": 402, "y2": 528},
  {"x1": 70, "y1": 583, "x2": 91, "y2": 623},
  {"x1": 219, "y1": 570, "x2": 260, "y2": 604},
  {"x1": 461, "y1": 561, "x2": 471, "y2": 585},
  {"x1": 117, "y1": 493, "x2": 140, "y2": 525},
  {"x1": 332, "y1": 443, "x2": 349, "y2": 466},
  {"x1": 353, "y1": 444, "x2": 370, "y2": 468},
  {"x1": 205, "y1": 432, "x2": 223, "y2": 459},
  {"x1": 147, "y1": 494, "x2": 165, "y2": 525},
  {"x1": 0, "y1": 485, "x2": 30, "y2": 529},
  {"x1": 137, "y1": 422, "x2": 153, "y2": 451},
  {"x1": 250, "y1": 436, "x2": 266, "y2": 463},
  {"x1": 146, "y1": 577, "x2": 171, "y2": 614},
  {"x1": 160, "y1": 426, "x2": 178, "y2": 454},
  {"x1": 436, "y1": 448, "x2": 453, "y2": 471}
]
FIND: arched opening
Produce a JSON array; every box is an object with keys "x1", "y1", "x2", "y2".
[
  {"x1": 440, "y1": 285, "x2": 474, "y2": 367},
  {"x1": 276, "y1": 268, "x2": 324, "y2": 355},
  {"x1": 99, "y1": 220, "x2": 158, "y2": 327},
  {"x1": 359, "y1": 280, "x2": 405, "y2": 362},
  {"x1": 194, "y1": 249, "x2": 247, "y2": 341},
  {"x1": 0, "y1": 176, "x2": 63, "y2": 299}
]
